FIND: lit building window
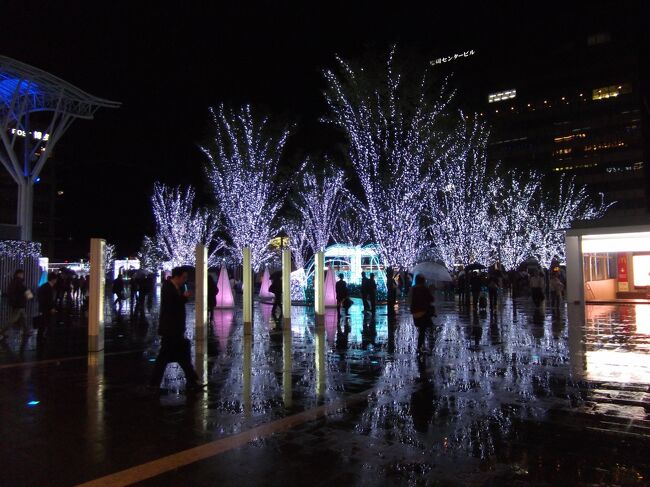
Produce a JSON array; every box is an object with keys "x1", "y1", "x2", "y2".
[
  {"x1": 584, "y1": 140, "x2": 626, "y2": 151},
  {"x1": 488, "y1": 89, "x2": 516, "y2": 103},
  {"x1": 553, "y1": 133, "x2": 586, "y2": 143},
  {"x1": 552, "y1": 162, "x2": 598, "y2": 172},
  {"x1": 553, "y1": 148, "x2": 573, "y2": 156},
  {"x1": 592, "y1": 84, "x2": 631, "y2": 100}
]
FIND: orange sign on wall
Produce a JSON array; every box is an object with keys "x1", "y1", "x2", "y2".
[{"x1": 618, "y1": 254, "x2": 629, "y2": 292}]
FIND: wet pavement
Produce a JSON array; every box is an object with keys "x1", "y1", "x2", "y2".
[{"x1": 0, "y1": 292, "x2": 649, "y2": 486}]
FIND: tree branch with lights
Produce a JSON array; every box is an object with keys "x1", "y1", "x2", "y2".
[{"x1": 201, "y1": 105, "x2": 289, "y2": 271}]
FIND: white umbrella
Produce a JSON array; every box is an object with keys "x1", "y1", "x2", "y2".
[{"x1": 410, "y1": 262, "x2": 452, "y2": 282}]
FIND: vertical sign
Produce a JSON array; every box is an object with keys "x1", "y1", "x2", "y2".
[
  {"x1": 89, "y1": 238, "x2": 105, "y2": 352},
  {"x1": 617, "y1": 254, "x2": 628, "y2": 292}
]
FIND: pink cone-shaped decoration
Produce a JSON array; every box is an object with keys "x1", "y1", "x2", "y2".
[
  {"x1": 215, "y1": 266, "x2": 234, "y2": 308},
  {"x1": 324, "y1": 265, "x2": 337, "y2": 307},
  {"x1": 259, "y1": 266, "x2": 274, "y2": 302}
]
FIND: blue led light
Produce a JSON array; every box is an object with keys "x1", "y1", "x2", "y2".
[
  {"x1": 27, "y1": 400, "x2": 40, "y2": 406},
  {"x1": 35, "y1": 177, "x2": 41, "y2": 183}
]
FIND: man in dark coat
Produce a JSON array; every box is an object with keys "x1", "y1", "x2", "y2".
[
  {"x1": 207, "y1": 274, "x2": 218, "y2": 321},
  {"x1": 409, "y1": 274, "x2": 435, "y2": 353},
  {"x1": 360, "y1": 271, "x2": 370, "y2": 312},
  {"x1": 149, "y1": 267, "x2": 205, "y2": 393},
  {"x1": 269, "y1": 272, "x2": 282, "y2": 319},
  {"x1": 368, "y1": 273, "x2": 378, "y2": 314},
  {"x1": 35, "y1": 272, "x2": 58, "y2": 338},
  {"x1": 335, "y1": 273, "x2": 349, "y2": 316}
]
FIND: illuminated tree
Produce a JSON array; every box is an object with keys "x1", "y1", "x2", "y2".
[
  {"x1": 323, "y1": 47, "x2": 452, "y2": 270},
  {"x1": 103, "y1": 243, "x2": 115, "y2": 277},
  {"x1": 293, "y1": 164, "x2": 348, "y2": 253},
  {"x1": 428, "y1": 117, "x2": 501, "y2": 268},
  {"x1": 282, "y1": 219, "x2": 310, "y2": 271},
  {"x1": 201, "y1": 105, "x2": 289, "y2": 271},
  {"x1": 137, "y1": 235, "x2": 166, "y2": 273},
  {"x1": 532, "y1": 174, "x2": 612, "y2": 267},
  {"x1": 332, "y1": 195, "x2": 369, "y2": 247},
  {"x1": 151, "y1": 182, "x2": 221, "y2": 268},
  {"x1": 493, "y1": 171, "x2": 543, "y2": 270}
]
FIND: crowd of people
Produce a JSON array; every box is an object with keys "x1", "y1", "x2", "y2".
[
  {"x1": 111, "y1": 270, "x2": 156, "y2": 320},
  {"x1": 1, "y1": 260, "x2": 568, "y2": 394},
  {"x1": 0, "y1": 269, "x2": 79, "y2": 342}
]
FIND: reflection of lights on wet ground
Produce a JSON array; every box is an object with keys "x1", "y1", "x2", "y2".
[
  {"x1": 585, "y1": 350, "x2": 650, "y2": 383},
  {"x1": 634, "y1": 304, "x2": 650, "y2": 335}
]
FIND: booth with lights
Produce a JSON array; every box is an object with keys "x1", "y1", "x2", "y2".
[{"x1": 566, "y1": 224, "x2": 650, "y2": 303}]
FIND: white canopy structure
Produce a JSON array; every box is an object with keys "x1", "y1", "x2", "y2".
[{"x1": 0, "y1": 55, "x2": 120, "y2": 240}]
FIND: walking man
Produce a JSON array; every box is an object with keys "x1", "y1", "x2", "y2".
[
  {"x1": 36, "y1": 272, "x2": 58, "y2": 339},
  {"x1": 368, "y1": 273, "x2": 377, "y2": 314},
  {"x1": 529, "y1": 269, "x2": 545, "y2": 308},
  {"x1": 335, "y1": 273, "x2": 349, "y2": 316},
  {"x1": 149, "y1": 267, "x2": 205, "y2": 393},
  {"x1": 360, "y1": 271, "x2": 370, "y2": 312}
]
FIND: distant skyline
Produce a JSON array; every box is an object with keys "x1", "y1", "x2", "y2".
[{"x1": 0, "y1": 1, "x2": 644, "y2": 258}]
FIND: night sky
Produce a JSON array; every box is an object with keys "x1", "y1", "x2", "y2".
[{"x1": 0, "y1": 1, "x2": 644, "y2": 258}]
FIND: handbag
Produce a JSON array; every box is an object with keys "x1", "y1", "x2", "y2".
[{"x1": 24, "y1": 289, "x2": 34, "y2": 300}]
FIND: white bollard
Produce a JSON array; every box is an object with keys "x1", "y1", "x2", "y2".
[
  {"x1": 88, "y1": 238, "x2": 105, "y2": 352},
  {"x1": 282, "y1": 248, "x2": 291, "y2": 323},
  {"x1": 283, "y1": 324, "x2": 292, "y2": 407},
  {"x1": 195, "y1": 244, "x2": 208, "y2": 341},
  {"x1": 314, "y1": 251, "x2": 325, "y2": 319}
]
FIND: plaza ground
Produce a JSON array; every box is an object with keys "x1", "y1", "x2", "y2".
[{"x1": 0, "y1": 293, "x2": 648, "y2": 486}]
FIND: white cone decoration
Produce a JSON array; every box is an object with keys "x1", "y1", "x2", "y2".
[{"x1": 215, "y1": 266, "x2": 234, "y2": 308}]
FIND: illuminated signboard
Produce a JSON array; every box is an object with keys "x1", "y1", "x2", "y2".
[
  {"x1": 9, "y1": 128, "x2": 50, "y2": 140},
  {"x1": 430, "y1": 50, "x2": 476, "y2": 66}
]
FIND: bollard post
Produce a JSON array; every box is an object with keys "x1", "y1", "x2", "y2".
[
  {"x1": 243, "y1": 247, "x2": 253, "y2": 334},
  {"x1": 314, "y1": 251, "x2": 325, "y2": 324},
  {"x1": 283, "y1": 324, "x2": 292, "y2": 407},
  {"x1": 88, "y1": 238, "x2": 105, "y2": 352},
  {"x1": 243, "y1": 333, "x2": 252, "y2": 416},
  {"x1": 282, "y1": 248, "x2": 291, "y2": 324},
  {"x1": 315, "y1": 322, "x2": 326, "y2": 397},
  {"x1": 195, "y1": 244, "x2": 208, "y2": 342}
]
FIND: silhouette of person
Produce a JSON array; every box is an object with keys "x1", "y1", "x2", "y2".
[
  {"x1": 368, "y1": 273, "x2": 377, "y2": 314},
  {"x1": 360, "y1": 271, "x2": 370, "y2": 312},
  {"x1": 410, "y1": 274, "x2": 434, "y2": 353},
  {"x1": 335, "y1": 273, "x2": 349, "y2": 316},
  {"x1": 207, "y1": 274, "x2": 218, "y2": 321},
  {"x1": 270, "y1": 272, "x2": 282, "y2": 319},
  {"x1": 112, "y1": 274, "x2": 125, "y2": 311},
  {"x1": 386, "y1": 267, "x2": 397, "y2": 314},
  {"x1": 149, "y1": 267, "x2": 205, "y2": 393}
]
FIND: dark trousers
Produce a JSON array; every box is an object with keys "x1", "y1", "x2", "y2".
[
  {"x1": 150, "y1": 337, "x2": 199, "y2": 387},
  {"x1": 471, "y1": 291, "x2": 480, "y2": 309},
  {"x1": 488, "y1": 289, "x2": 498, "y2": 309},
  {"x1": 532, "y1": 288, "x2": 545, "y2": 307},
  {"x1": 369, "y1": 293, "x2": 376, "y2": 313},
  {"x1": 361, "y1": 293, "x2": 369, "y2": 311}
]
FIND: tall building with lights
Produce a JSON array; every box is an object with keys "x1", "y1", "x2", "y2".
[{"x1": 435, "y1": 30, "x2": 649, "y2": 217}]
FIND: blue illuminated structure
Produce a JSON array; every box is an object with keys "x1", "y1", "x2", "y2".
[{"x1": 0, "y1": 56, "x2": 120, "y2": 240}]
